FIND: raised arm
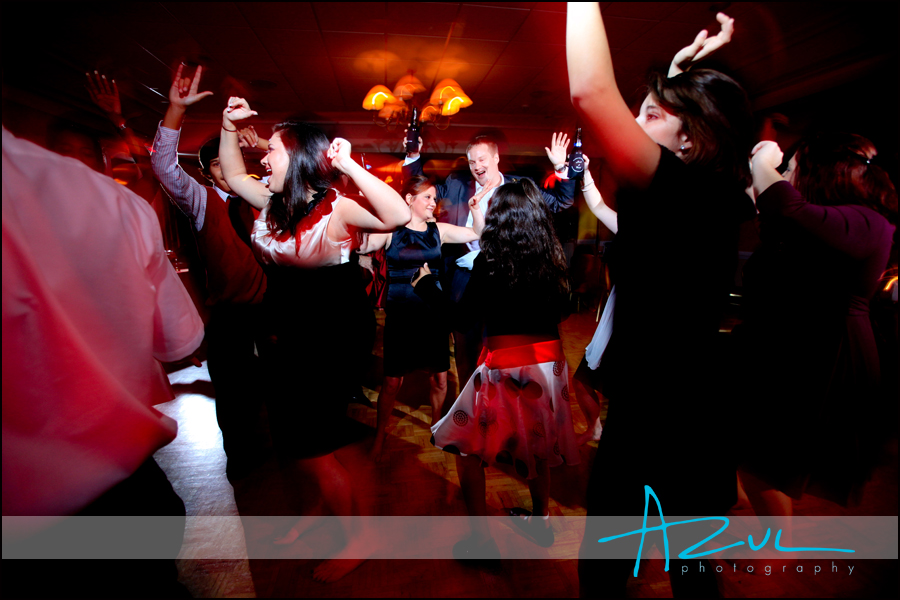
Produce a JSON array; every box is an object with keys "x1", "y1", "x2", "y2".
[
  {"x1": 400, "y1": 135, "x2": 450, "y2": 200},
  {"x1": 669, "y1": 13, "x2": 734, "y2": 77},
  {"x1": 328, "y1": 138, "x2": 411, "y2": 239},
  {"x1": 219, "y1": 97, "x2": 270, "y2": 209},
  {"x1": 85, "y1": 70, "x2": 148, "y2": 162},
  {"x1": 752, "y1": 141, "x2": 892, "y2": 260},
  {"x1": 357, "y1": 232, "x2": 392, "y2": 254},
  {"x1": 566, "y1": 2, "x2": 660, "y2": 190},
  {"x1": 581, "y1": 156, "x2": 618, "y2": 234},
  {"x1": 151, "y1": 64, "x2": 216, "y2": 230},
  {"x1": 436, "y1": 190, "x2": 486, "y2": 244},
  {"x1": 237, "y1": 125, "x2": 269, "y2": 151},
  {"x1": 750, "y1": 141, "x2": 787, "y2": 199},
  {"x1": 545, "y1": 131, "x2": 570, "y2": 175}
]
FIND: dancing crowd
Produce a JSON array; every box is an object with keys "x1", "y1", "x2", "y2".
[{"x1": 3, "y1": 3, "x2": 896, "y2": 598}]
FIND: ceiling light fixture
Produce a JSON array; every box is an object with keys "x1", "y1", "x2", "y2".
[{"x1": 362, "y1": 72, "x2": 472, "y2": 131}]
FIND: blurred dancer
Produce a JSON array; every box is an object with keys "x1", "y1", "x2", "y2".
[
  {"x1": 2, "y1": 127, "x2": 203, "y2": 597},
  {"x1": 150, "y1": 64, "x2": 269, "y2": 477},
  {"x1": 568, "y1": 5, "x2": 755, "y2": 596},
  {"x1": 738, "y1": 134, "x2": 895, "y2": 545},
  {"x1": 219, "y1": 96, "x2": 409, "y2": 582}
]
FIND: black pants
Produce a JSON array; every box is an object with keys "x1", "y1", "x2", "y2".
[
  {"x1": 205, "y1": 302, "x2": 267, "y2": 459},
  {"x1": 3, "y1": 460, "x2": 189, "y2": 598}
]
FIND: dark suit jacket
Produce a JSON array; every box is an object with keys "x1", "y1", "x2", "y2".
[
  {"x1": 402, "y1": 157, "x2": 576, "y2": 228},
  {"x1": 402, "y1": 156, "x2": 577, "y2": 314}
]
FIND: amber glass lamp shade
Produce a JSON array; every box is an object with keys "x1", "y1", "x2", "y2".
[
  {"x1": 363, "y1": 85, "x2": 397, "y2": 111},
  {"x1": 377, "y1": 100, "x2": 407, "y2": 121},
  {"x1": 420, "y1": 104, "x2": 440, "y2": 123},
  {"x1": 429, "y1": 79, "x2": 472, "y2": 116},
  {"x1": 393, "y1": 74, "x2": 425, "y2": 100}
]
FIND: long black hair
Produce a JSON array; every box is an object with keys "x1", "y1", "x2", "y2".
[
  {"x1": 265, "y1": 120, "x2": 342, "y2": 237},
  {"x1": 480, "y1": 179, "x2": 569, "y2": 296},
  {"x1": 647, "y1": 68, "x2": 754, "y2": 189}
]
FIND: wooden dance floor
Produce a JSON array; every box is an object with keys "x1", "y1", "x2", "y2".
[{"x1": 157, "y1": 307, "x2": 898, "y2": 598}]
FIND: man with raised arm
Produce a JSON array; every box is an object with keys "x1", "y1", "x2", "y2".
[
  {"x1": 150, "y1": 64, "x2": 267, "y2": 477},
  {"x1": 401, "y1": 132, "x2": 577, "y2": 387}
]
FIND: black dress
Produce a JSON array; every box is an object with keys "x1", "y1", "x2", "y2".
[
  {"x1": 736, "y1": 181, "x2": 894, "y2": 504},
  {"x1": 254, "y1": 195, "x2": 373, "y2": 459},
  {"x1": 578, "y1": 147, "x2": 754, "y2": 596},
  {"x1": 382, "y1": 222, "x2": 450, "y2": 377},
  {"x1": 587, "y1": 148, "x2": 752, "y2": 516}
]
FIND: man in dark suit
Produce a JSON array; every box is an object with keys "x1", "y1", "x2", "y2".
[{"x1": 402, "y1": 132, "x2": 576, "y2": 390}]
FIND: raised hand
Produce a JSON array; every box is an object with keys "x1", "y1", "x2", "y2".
[
  {"x1": 403, "y1": 128, "x2": 424, "y2": 157},
  {"x1": 86, "y1": 71, "x2": 121, "y2": 117},
  {"x1": 237, "y1": 125, "x2": 259, "y2": 149},
  {"x1": 751, "y1": 140, "x2": 783, "y2": 171},
  {"x1": 327, "y1": 137, "x2": 353, "y2": 172},
  {"x1": 223, "y1": 96, "x2": 258, "y2": 124},
  {"x1": 670, "y1": 13, "x2": 734, "y2": 76},
  {"x1": 469, "y1": 174, "x2": 499, "y2": 211},
  {"x1": 169, "y1": 63, "x2": 214, "y2": 110},
  {"x1": 545, "y1": 132, "x2": 570, "y2": 170}
]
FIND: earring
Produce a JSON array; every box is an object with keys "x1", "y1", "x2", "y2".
[{"x1": 680, "y1": 144, "x2": 686, "y2": 152}]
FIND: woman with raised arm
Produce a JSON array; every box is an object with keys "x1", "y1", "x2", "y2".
[
  {"x1": 567, "y1": 4, "x2": 755, "y2": 596},
  {"x1": 738, "y1": 134, "x2": 895, "y2": 548},
  {"x1": 413, "y1": 179, "x2": 579, "y2": 562},
  {"x1": 361, "y1": 175, "x2": 491, "y2": 459},
  {"x1": 218, "y1": 97, "x2": 409, "y2": 583}
]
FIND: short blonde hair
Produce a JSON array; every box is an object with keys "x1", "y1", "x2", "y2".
[{"x1": 466, "y1": 136, "x2": 498, "y2": 158}]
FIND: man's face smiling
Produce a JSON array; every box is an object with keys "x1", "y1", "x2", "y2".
[{"x1": 467, "y1": 143, "x2": 500, "y2": 187}]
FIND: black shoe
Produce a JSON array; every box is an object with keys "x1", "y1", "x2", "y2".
[
  {"x1": 452, "y1": 536, "x2": 501, "y2": 570},
  {"x1": 225, "y1": 447, "x2": 271, "y2": 480},
  {"x1": 508, "y1": 508, "x2": 554, "y2": 547}
]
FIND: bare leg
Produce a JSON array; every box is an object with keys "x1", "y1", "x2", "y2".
[
  {"x1": 457, "y1": 454, "x2": 490, "y2": 542},
  {"x1": 573, "y1": 361, "x2": 603, "y2": 445},
  {"x1": 429, "y1": 371, "x2": 449, "y2": 423},
  {"x1": 288, "y1": 453, "x2": 373, "y2": 583},
  {"x1": 526, "y1": 458, "x2": 551, "y2": 525},
  {"x1": 370, "y1": 375, "x2": 402, "y2": 459},
  {"x1": 739, "y1": 469, "x2": 794, "y2": 558},
  {"x1": 734, "y1": 472, "x2": 752, "y2": 510},
  {"x1": 273, "y1": 499, "x2": 325, "y2": 545}
]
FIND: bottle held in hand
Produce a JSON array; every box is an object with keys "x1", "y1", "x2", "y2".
[
  {"x1": 406, "y1": 106, "x2": 421, "y2": 155},
  {"x1": 567, "y1": 127, "x2": 585, "y2": 180}
]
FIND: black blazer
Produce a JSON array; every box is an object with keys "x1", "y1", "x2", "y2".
[
  {"x1": 402, "y1": 156, "x2": 577, "y2": 309},
  {"x1": 402, "y1": 158, "x2": 577, "y2": 228}
]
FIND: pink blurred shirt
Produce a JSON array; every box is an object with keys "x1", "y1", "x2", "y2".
[{"x1": 2, "y1": 128, "x2": 204, "y2": 521}]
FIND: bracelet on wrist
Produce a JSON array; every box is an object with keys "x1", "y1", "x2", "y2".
[{"x1": 222, "y1": 125, "x2": 237, "y2": 133}]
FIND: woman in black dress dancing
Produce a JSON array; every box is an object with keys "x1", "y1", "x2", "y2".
[
  {"x1": 359, "y1": 175, "x2": 493, "y2": 458},
  {"x1": 567, "y1": 5, "x2": 755, "y2": 596},
  {"x1": 218, "y1": 97, "x2": 410, "y2": 582}
]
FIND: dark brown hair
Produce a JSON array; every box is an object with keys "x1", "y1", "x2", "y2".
[
  {"x1": 480, "y1": 179, "x2": 569, "y2": 296},
  {"x1": 400, "y1": 175, "x2": 436, "y2": 200},
  {"x1": 265, "y1": 121, "x2": 342, "y2": 237},
  {"x1": 792, "y1": 133, "x2": 898, "y2": 218},
  {"x1": 648, "y1": 69, "x2": 754, "y2": 188}
]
